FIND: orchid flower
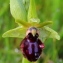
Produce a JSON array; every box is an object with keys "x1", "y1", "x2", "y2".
[{"x1": 2, "y1": 0, "x2": 60, "y2": 62}]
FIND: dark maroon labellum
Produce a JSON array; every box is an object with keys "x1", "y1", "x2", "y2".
[{"x1": 20, "y1": 32, "x2": 44, "y2": 62}]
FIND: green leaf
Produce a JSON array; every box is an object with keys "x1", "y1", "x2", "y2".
[
  {"x1": 22, "y1": 57, "x2": 31, "y2": 63},
  {"x1": 10, "y1": 0, "x2": 27, "y2": 22},
  {"x1": 44, "y1": 26, "x2": 60, "y2": 40},
  {"x1": 2, "y1": 26, "x2": 27, "y2": 38}
]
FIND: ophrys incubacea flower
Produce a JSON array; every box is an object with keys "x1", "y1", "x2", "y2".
[{"x1": 2, "y1": 0, "x2": 60, "y2": 62}]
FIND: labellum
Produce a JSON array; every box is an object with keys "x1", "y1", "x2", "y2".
[{"x1": 20, "y1": 27, "x2": 44, "y2": 62}]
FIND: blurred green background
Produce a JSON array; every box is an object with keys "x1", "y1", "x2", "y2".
[{"x1": 0, "y1": 0, "x2": 63, "y2": 63}]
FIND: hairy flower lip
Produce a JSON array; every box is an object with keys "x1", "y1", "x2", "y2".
[{"x1": 20, "y1": 34, "x2": 44, "y2": 61}]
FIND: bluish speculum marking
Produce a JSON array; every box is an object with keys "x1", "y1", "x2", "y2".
[{"x1": 27, "y1": 39, "x2": 38, "y2": 54}]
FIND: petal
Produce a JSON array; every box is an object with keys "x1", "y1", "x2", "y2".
[{"x1": 2, "y1": 26, "x2": 27, "y2": 38}]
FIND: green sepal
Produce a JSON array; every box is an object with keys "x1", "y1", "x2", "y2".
[
  {"x1": 10, "y1": 0, "x2": 27, "y2": 22},
  {"x1": 28, "y1": 0, "x2": 39, "y2": 23},
  {"x1": 2, "y1": 26, "x2": 27, "y2": 38},
  {"x1": 44, "y1": 26, "x2": 60, "y2": 40},
  {"x1": 39, "y1": 26, "x2": 60, "y2": 42}
]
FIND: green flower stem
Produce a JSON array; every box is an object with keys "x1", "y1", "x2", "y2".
[{"x1": 22, "y1": 57, "x2": 31, "y2": 63}]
